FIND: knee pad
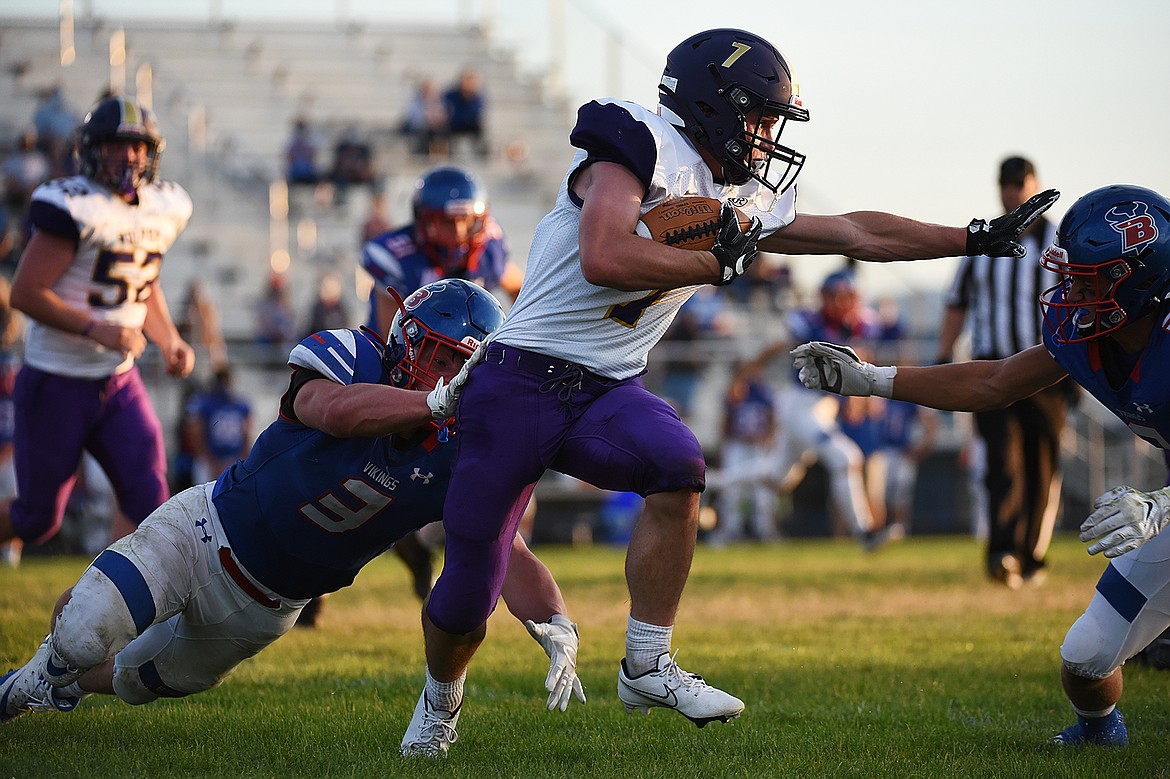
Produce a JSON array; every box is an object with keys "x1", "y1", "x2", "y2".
[
  {"x1": 1061, "y1": 607, "x2": 1125, "y2": 680},
  {"x1": 52, "y1": 558, "x2": 141, "y2": 673},
  {"x1": 112, "y1": 658, "x2": 197, "y2": 705},
  {"x1": 426, "y1": 534, "x2": 506, "y2": 635}
]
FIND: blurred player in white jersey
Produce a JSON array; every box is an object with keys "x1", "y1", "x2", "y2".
[
  {"x1": 405, "y1": 27, "x2": 1058, "y2": 756},
  {"x1": 0, "y1": 95, "x2": 194, "y2": 551}
]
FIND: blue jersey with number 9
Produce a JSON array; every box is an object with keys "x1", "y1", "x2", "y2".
[{"x1": 211, "y1": 327, "x2": 455, "y2": 598}]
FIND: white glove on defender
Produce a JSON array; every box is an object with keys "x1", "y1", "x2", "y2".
[
  {"x1": 790, "y1": 341, "x2": 897, "y2": 398},
  {"x1": 524, "y1": 614, "x2": 587, "y2": 712},
  {"x1": 425, "y1": 343, "x2": 484, "y2": 420},
  {"x1": 1080, "y1": 485, "x2": 1170, "y2": 558}
]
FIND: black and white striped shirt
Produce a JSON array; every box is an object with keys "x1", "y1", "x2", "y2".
[{"x1": 945, "y1": 219, "x2": 1059, "y2": 360}]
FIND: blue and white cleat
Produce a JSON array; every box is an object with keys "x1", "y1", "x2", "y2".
[
  {"x1": 1050, "y1": 709, "x2": 1128, "y2": 748},
  {"x1": 0, "y1": 637, "x2": 80, "y2": 722}
]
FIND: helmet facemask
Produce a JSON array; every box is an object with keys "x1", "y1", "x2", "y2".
[
  {"x1": 657, "y1": 29, "x2": 810, "y2": 197},
  {"x1": 78, "y1": 97, "x2": 164, "y2": 198},
  {"x1": 416, "y1": 205, "x2": 488, "y2": 275},
  {"x1": 1040, "y1": 245, "x2": 1134, "y2": 343}
]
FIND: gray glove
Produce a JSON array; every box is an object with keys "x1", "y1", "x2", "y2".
[
  {"x1": 524, "y1": 614, "x2": 586, "y2": 712},
  {"x1": 790, "y1": 341, "x2": 897, "y2": 397},
  {"x1": 1080, "y1": 485, "x2": 1170, "y2": 558},
  {"x1": 425, "y1": 343, "x2": 483, "y2": 419}
]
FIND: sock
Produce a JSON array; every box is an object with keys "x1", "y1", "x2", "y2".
[
  {"x1": 625, "y1": 616, "x2": 672, "y2": 676},
  {"x1": 53, "y1": 682, "x2": 89, "y2": 700},
  {"x1": 424, "y1": 666, "x2": 465, "y2": 713},
  {"x1": 1072, "y1": 703, "x2": 1116, "y2": 722}
]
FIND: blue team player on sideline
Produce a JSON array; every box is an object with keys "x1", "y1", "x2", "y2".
[
  {"x1": 793, "y1": 184, "x2": 1170, "y2": 748},
  {"x1": 0, "y1": 279, "x2": 586, "y2": 737}
]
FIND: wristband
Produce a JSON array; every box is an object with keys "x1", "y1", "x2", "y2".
[{"x1": 82, "y1": 321, "x2": 96, "y2": 337}]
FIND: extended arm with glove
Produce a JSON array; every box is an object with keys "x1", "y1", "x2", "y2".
[
  {"x1": 1079, "y1": 485, "x2": 1170, "y2": 558},
  {"x1": 712, "y1": 202, "x2": 763, "y2": 286},
  {"x1": 525, "y1": 614, "x2": 587, "y2": 712},
  {"x1": 790, "y1": 341, "x2": 897, "y2": 398},
  {"x1": 966, "y1": 189, "x2": 1060, "y2": 258}
]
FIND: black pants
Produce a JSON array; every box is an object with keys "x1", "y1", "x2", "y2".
[{"x1": 975, "y1": 382, "x2": 1069, "y2": 574}]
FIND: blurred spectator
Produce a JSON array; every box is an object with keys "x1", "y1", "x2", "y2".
[
  {"x1": 183, "y1": 366, "x2": 252, "y2": 485},
  {"x1": 0, "y1": 277, "x2": 22, "y2": 565},
  {"x1": 402, "y1": 78, "x2": 449, "y2": 158},
  {"x1": 330, "y1": 125, "x2": 376, "y2": 191},
  {"x1": 710, "y1": 355, "x2": 779, "y2": 545},
  {"x1": 360, "y1": 190, "x2": 392, "y2": 245},
  {"x1": 873, "y1": 398, "x2": 939, "y2": 540},
  {"x1": 285, "y1": 118, "x2": 321, "y2": 185},
  {"x1": 442, "y1": 69, "x2": 488, "y2": 158},
  {"x1": 31, "y1": 86, "x2": 80, "y2": 177},
  {"x1": 2, "y1": 129, "x2": 51, "y2": 225},
  {"x1": 304, "y1": 271, "x2": 350, "y2": 335},
  {"x1": 176, "y1": 278, "x2": 228, "y2": 377},
  {"x1": 654, "y1": 285, "x2": 735, "y2": 421},
  {"x1": 255, "y1": 273, "x2": 298, "y2": 361}
]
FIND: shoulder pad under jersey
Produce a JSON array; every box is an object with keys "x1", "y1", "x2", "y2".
[{"x1": 287, "y1": 328, "x2": 387, "y2": 386}]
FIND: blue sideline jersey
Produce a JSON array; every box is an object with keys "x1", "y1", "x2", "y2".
[
  {"x1": 1044, "y1": 302, "x2": 1170, "y2": 451},
  {"x1": 361, "y1": 219, "x2": 510, "y2": 334},
  {"x1": 211, "y1": 328, "x2": 456, "y2": 598}
]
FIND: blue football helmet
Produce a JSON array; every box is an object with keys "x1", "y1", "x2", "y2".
[
  {"x1": 657, "y1": 28, "x2": 810, "y2": 195},
  {"x1": 77, "y1": 95, "x2": 165, "y2": 196},
  {"x1": 386, "y1": 278, "x2": 504, "y2": 392},
  {"x1": 411, "y1": 165, "x2": 489, "y2": 274},
  {"x1": 1040, "y1": 184, "x2": 1170, "y2": 343}
]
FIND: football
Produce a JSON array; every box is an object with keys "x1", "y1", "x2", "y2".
[{"x1": 636, "y1": 196, "x2": 747, "y2": 251}]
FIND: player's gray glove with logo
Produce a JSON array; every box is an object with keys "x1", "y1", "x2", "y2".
[
  {"x1": 711, "y1": 202, "x2": 763, "y2": 286},
  {"x1": 791, "y1": 341, "x2": 897, "y2": 398},
  {"x1": 1080, "y1": 485, "x2": 1170, "y2": 558},
  {"x1": 966, "y1": 188, "x2": 1060, "y2": 258},
  {"x1": 425, "y1": 343, "x2": 484, "y2": 420},
  {"x1": 524, "y1": 614, "x2": 587, "y2": 712}
]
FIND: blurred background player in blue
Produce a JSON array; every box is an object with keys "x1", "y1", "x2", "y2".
[
  {"x1": 0, "y1": 95, "x2": 194, "y2": 552},
  {"x1": 183, "y1": 366, "x2": 252, "y2": 486},
  {"x1": 359, "y1": 163, "x2": 523, "y2": 604},
  {"x1": 0, "y1": 279, "x2": 584, "y2": 734}
]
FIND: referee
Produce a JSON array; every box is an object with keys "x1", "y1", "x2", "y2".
[{"x1": 938, "y1": 156, "x2": 1074, "y2": 589}]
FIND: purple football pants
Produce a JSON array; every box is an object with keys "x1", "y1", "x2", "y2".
[
  {"x1": 12, "y1": 365, "x2": 168, "y2": 543},
  {"x1": 426, "y1": 343, "x2": 706, "y2": 635}
]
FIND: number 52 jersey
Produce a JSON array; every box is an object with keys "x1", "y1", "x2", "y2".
[{"x1": 23, "y1": 175, "x2": 192, "y2": 378}]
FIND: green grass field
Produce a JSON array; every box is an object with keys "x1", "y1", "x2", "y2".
[{"x1": 2, "y1": 534, "x2": 1169, "y2": 778}]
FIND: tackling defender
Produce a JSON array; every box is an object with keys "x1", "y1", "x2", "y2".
[
  {"x1": 405, "y1": 26, "x2": 1058, "y2": 757},
  {"x1": 792, "y1": 184, "x2": 1170, "y2": 747},
  {"x1": 0, "y1": 279, "x2": 585, "y2": 745},
  {"x1": 1, "y1": 95, "x2": 194, "y2": 549}
]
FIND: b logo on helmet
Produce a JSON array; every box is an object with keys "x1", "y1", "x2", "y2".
[
  {"x1": 402, "y1": 287, "x2": 432, "y2": 312},
  {"x1": 1106, "y1": 201, "x2": 1159, "y2": 254}
]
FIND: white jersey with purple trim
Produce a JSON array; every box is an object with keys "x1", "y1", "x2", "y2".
[
  {"x1": 490, "y1": 99, "x2": 795, "y2": 380},
  {"x1": 23, "y1": 175, "x2": 192, "y2": 378}
]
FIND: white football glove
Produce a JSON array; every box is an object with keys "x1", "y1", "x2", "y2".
[
  {"x1": 1080, "y1": 485, "x2": 1170, "y2": 558},
  {"x1": 790, "y1": 341, "x2": 897, "y2": 398},
  {"x1": 524, "y1": 614, "x2": 586, "y2": 712},
  {"x1": 425, "y1": 343, "x2": 484, "y2": 420}
]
